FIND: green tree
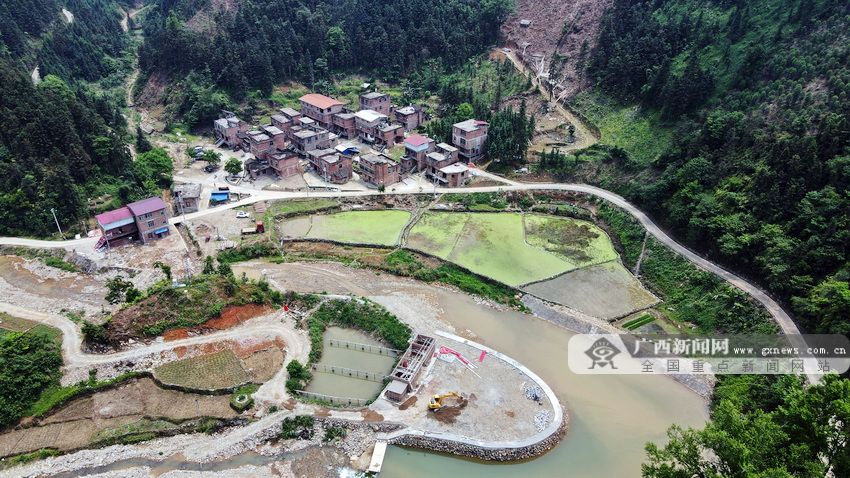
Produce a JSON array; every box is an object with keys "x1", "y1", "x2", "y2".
[
  {"x1": 202, "y1": 150, "x2": 221, "y2": 165},
  {"x1": 0, "y1": 332, "x2": 62, "y2": 427},
  {"x1": 224, "y1": 157, "x2": 243, "y2": 176}
]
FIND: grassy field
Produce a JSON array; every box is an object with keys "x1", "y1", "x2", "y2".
[
  {"x1": 0, "y1": 313, "x2": 62, "y2": 344},
  {"x1": 407, "y1": 212, "x2": 571, "y2": 286},
  {"x1": 523, "y1": 214, "x2": 619, "y2": 269},
  {"x1": 264, "y1": 199, "x2": 339, "y2": 218},
  {"x1": 569, "y1": 90, "x2": 675, "y2": 165},
  {"x1": 284, "y1": 210, "x2": 411, "y2": 246},
  {"x1": 154, "y1": 350, "x2": 250, "y2": 390}
]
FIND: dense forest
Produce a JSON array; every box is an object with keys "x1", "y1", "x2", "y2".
[
  {"x1": 0, "y1": 0, "x2": 173, "y2": 236},
  {"x1": 137, "y1": 0, "x2": 513, "y2": 125},
  {"x1": 567, "y1": 0, "x2": 850, "y2": 336}
]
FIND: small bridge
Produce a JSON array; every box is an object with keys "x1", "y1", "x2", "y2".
[{"x1": 327, "y1": 338, "x2": 400, "y2": 357}]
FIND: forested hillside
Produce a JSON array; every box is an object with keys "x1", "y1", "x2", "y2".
[
  {"x1": 136, "y1": 0, "x2": 513, "y2": 126},
  {"x1": 0, "y1": 0, "x2": 160, "y2": 236},
  {"x1": 560, "y1": 0, "x2": 850, "y2": 336}
]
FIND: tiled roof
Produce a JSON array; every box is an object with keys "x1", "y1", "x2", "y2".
[
  {"x1": 127, "y1": 197, "x2": 167, "y2": 216},
  {"x1": 95, "y1": 206, "x2": 133, "y2": 227},
  {"x1": 300, "y1": 93, "x2": 343, "y2": 109},
  {"x1": 404, "y1": 134, "x2": 431, "y2": 147}
]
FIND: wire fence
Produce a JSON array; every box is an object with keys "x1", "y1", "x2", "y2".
[
  {"x1": 311, "y1": 364, "x2": 389, "y2": 383},
  {"x1": 327, "y1": 338, "x2": 400, "y2": 357},
  {"x1": 295, "y1": 390, "x2": 370, "y2": 407}
]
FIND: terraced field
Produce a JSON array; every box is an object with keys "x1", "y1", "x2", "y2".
[
  {"x1": 154, "y1": 350, "x2": 250, "y2": 390},
  {"x1": 407, "y1": 212, "x2": 571, "y2": 286},
  {"x1": 523, "y1": 215, "x2": 619, "y2": 269},
  {"x1": 280, "y1": 210, "x2": 411, "y2": 246}
]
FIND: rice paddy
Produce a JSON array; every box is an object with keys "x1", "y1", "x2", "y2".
[{"x1": 280, "y1": 210, "x2": 411, "y2": 246}]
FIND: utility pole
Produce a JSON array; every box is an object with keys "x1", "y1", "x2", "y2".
[{"x1": 50, "y1": 208, "x2": 65, "y2": 239}]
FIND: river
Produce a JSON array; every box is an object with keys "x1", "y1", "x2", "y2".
[{"x1": 236, "y1": 261, "x2": 708, "y2": 478}]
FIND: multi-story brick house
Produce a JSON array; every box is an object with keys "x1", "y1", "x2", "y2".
[
  {"x1": 95, "y1": 207, "x2": 138, "y2": 247},
  {"x1": 307, "y1": 149, "x2": 353, "y2": 184},
  {"x1": 433, "y1": 163, "x2": 470, "y2": 188},
  {"x1": 290, "y1": 125, "x2": 331, "y2": 154},
  {"x1": 354, "y1": 110, "x2": 404, "y2": 146},
  {"x1": 261, "y1": 125, "x2": 288, "y2": 150},
  {"x1": 377, "y1": 123, "x2": 404, "y2": 146},
  {"x1": 394, "y1": 105, "x2": 425, "y2": 131},
  {"x1": 422, "y1": 142, "x2": 461, "y2": 182},
  {"x1": 360, "y1": 91, "x2": 391, "y2": 115},
  {"x1": 268, "y1": 149, "x2": 301, "y2": 178},
  {"x1": 242, "y1": 130, "x2": 274, "y2": 160},
  {"x1": 300, "y1": 93, "x2": 344, "y2": 129},
  {"x1": 452, "y1": 119, "x2": 489, "y2": 162},
  {"x1": 331, "y1": 112, "x2": 356, "y2": 138},
  {"x1": 127, "y1": 197, "x2": 170, "y2": 244},
  {"x1": 214, "y1": 113, "x2": 250, "y2": 149},
  {"x1": 403, "y1": 134, "x2": 436, "y2": 172},
  {"x1": 359, "y1": 152, "x2": 400, "y2": 187}
]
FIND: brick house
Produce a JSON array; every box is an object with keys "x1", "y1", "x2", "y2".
[
  {"x1": 172, "y1": 183, "x2": 202, "y2": 214},
  {"x1": 360, "y1": 91, "x2": 391, "y2": 115},
  {"x1": 261, "y1": 125, "x2": 288, "y2": 150},
  {"x1": 300, "y1": 93, "x2": 344, "y2": 129},
  {"x1": 214, "y1": 113, "x2": 250, "y2": 149},
  {"x1": 452, "y1": 119, "x2": 489, "y2": 162},
  {"x1": 242, "y1": 130, "x2": 274, "y2": 160},
  {"x1": 307, "y1": 148, "x2": 353, "y2": 184},
  {"x1": 403, "y1": 134, "x2": 436, "y2": 171},
  {"x1": 394, "y1": 105, "x2": 425, "y2": 131},
  {"x1": 359, "y1": 152, "x2": 400, "y2": 187},
  {"x1": 128, "y1": 197, "x2": 170, "y2": 244},
  {"x1": 422, "y1": 142, "x2": 461, "y2": 183},
  {"x1": 433, "y1": 162, "x2": 470, "y2": 188},
  {"x1": 331, "y1": 112, "x2": 356, "y2": 138},
  {"x1": 290, "y1": 126, "x2": 331, "y2": 154},
  {"x1": 377, "y1": 123, "x2": 405, "y2": 146},
  {"x1": 271, "y1": 107, "x2": 302, "y2": 135},
  {"x1": 354, "y1": 109, "x2": 388, "y2": 143},
  {"x1": 95, "y1": 207, "x2": 138, "y2": 247},
  {"x1": 268, "y1": 149, "x2": 301, "y2": 178}
]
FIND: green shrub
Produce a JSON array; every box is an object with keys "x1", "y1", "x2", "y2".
[
  {"x1": 281, "y1": 415, "x2": 315, "y2": 439},
  {"x1": 323, "y1": 425, "x2": 347, "y2": 442}
]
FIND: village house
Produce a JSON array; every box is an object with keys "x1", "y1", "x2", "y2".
[
  {"x1": 128, "y1": 197, "x2": 170, "y2": 244},
  {"x1": 359, "y1": 91, "x2": 391, "y2": 115},
  {"x1": 394, "y1": 105, "x2": 425, "y2": 131},
  {"x1": 290, "y1": 125, "x2": 332, "y2": 154},
  {"x1": 403, "y1": 133, "x2": 436, "y2": 172},
  {"x1": 242, "y1": 130, "x2": 274, "y2": 160},
  {"x1": 331, "y1": 112, "x2": 356, "y2": 139},
  {"x1": 214, "y1": 113, "x2": 250, "y2": 149},
  {"x1": 261, "y1": 125, "x2": 288, "y2": 150},
  {"x1": 95, "y1": 207, "x2": 138, "y2": 247},
  {"x1": 354, "y1": 110, "x2": 404, "y2": 146},
  {"x1": 359, "y1": 152, "x2": 400, "y2": 187},
  {"x1": 433, "y1": 162, "x2": 470, "y2": 188},
  {"x1": 268, "y1": 149, "x2": 301, "y2": 178},
  {"x1": 172, "y1": 183, "x2": 202, "y2": 214},
  {"x1": 299, "y1": 93, "x2": 344, "y2": 129},
  {"x1": 452, "y1": 119, "x2": 489, "y2": 162},
  {"x1": 307, "y1": 148, "x2": 353, "y2": 184},
  {"x1": 271, "y1": 107, "x2": 302, "y2": 134}
]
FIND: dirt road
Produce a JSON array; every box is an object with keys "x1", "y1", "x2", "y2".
[{"x1": 497, "y1": 49, "x2": 599, "y2": 151}]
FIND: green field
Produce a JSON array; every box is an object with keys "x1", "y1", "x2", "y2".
[
  {"x1": 154, "y1": 350, "x2": 249, "y2": 390},
  {"x1": 523, "y1": 215, "x2": 619, "y2": 269},
  {"x1": 0, "y1": 313, "x2": 62, "y2": 344},
  {"x1": 407, "y1": 212, "x2": 572, "y2": 286},
  {"x1": 284, "y1": 210, "x2": 412, "y2": 246}
]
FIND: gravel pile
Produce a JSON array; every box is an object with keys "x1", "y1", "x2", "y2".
[
  {"x1": 533, "y1": 410, "x2": 550, "y2": 432},
  {"x1": 522, "y1": 383, "x2": 544, "y2": 404}
]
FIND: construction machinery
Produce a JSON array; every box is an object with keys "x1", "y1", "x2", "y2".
[{"x1": 428, "y1": 392, "x2": 463, "y2": 412}]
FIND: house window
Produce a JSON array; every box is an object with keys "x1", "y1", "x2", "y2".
[{"x1": 147, "y1": 220, "x2": 154, "y2": 227}]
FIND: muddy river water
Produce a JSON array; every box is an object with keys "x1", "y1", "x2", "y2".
[{"x1": 236, "y1": 261, "x2": 708, "y2": 478}]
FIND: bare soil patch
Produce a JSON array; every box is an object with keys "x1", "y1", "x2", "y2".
[
  {"x1": 399, "y1": 395, "x2": 417, "y2": 410},
  {"x1": 429, "y1": 397, "x2": 468, "y2": 425},
  {"x1": 154, "y1": 349, "x2": 250, "y2": 390}
]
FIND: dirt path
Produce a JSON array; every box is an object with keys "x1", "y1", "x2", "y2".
[{"x1": 497, "y1": 49, "x2": 599, "y2": 151}]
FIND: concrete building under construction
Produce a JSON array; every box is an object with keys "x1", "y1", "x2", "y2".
[{"x1": 384, "y1": 334, "x2": 436, "y2": 402}]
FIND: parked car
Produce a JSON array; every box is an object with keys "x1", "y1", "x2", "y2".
[
  {"x1": 204, "y1": 164, "x2": 220, "y2": 173},
  {"x1": 235, "y1": 211, "x2": 250, "y2": 219}
]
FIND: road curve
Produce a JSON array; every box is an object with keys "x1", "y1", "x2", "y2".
[{"x1": 0, "y1": 182, "x2": 806, "y2": 362}]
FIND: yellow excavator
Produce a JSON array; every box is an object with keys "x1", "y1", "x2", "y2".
[{"x1": 428, "y1": 392, "x2": 463, "y2": 411}]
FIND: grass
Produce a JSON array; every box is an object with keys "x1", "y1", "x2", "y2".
[
  {"x1": 0, "y1": 449, "x2": 60, "y2": 469},
  {"x1": 28, "y1": 372, "x2": 144, "y2": 418},
  {"x1": 569, "y1": 90, "x2": 675, "y2": 165},
  {"x1": 154, "y1": 350, "x2": 249, "y2": 390},
  {"x1": 407, "y1": 212, "x2": 571, "y2": 286},
  {"x1": 0, "y1": 312, "x2": 62, "y2": 345},
  {"x1": 92, "y1": 418, "x2": 178, "y2": 446},
  {"x1": 268, "y1": 83, "x2": 311, "y2": 109},
  {"x1": 265, "y1": 199, "x2": 339, "y2": 217},
  {"x1": 523, "y1": 214, "x2": 619, "y2": 268},
  {"x1": 289, "y1": 210, "x2": 412, "y2": 246},
  {"x1": 623, "y1": 314, "x2": 656, "y2": 330},
  {"x1": 598, "y1": 204, "x2": 776, "y2": 334}
]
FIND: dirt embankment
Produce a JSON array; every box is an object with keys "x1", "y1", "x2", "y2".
[{"x1": 502, "y1": 0, "x2": 611, "y2": 97}]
